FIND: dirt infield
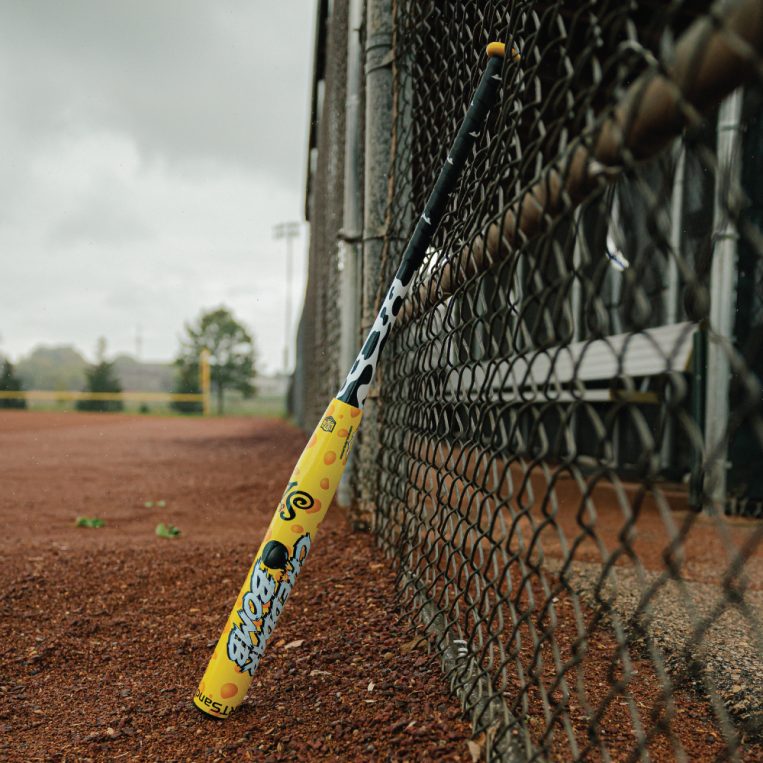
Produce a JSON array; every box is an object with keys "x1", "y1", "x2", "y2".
[{"x1": 0, "y1": 412, "x2": 473, "y2": 761}]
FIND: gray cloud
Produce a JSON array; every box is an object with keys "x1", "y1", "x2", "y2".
[
  {"x1": 50, "y1": 179, "x2": 156, "y2": 247},
  {"x1": 0, "y1": 1, "x2": 311, "y2": 182}
]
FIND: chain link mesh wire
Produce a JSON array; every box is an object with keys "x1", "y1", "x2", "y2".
[
  {"x1": 297, "y1": 0, "x2": 763, "y2": 760},
  {"x1": 371, "y1": 1, "x2": 763, "y2": 760}
]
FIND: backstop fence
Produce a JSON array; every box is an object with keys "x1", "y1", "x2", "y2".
[{"x1": 294, "y1": 1, "x2": 763, "y2": 759}]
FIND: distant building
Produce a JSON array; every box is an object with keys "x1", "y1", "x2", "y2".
[{"x1": 257, "y1": 373, "x2": 289, "y2": 398}]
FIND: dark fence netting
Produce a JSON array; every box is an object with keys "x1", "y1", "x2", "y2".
[{"x1": 296, "y1": 0, "x2": 763, "y2": 759}]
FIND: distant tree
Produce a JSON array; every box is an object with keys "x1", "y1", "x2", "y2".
[
  {"x1": 76, "y1": 338, "x2": 123, "y2": 412},
  {"x1": 16, "y1": 345, "x2": 87, "y2": 390},
  {"x1": 170, "y1": 358, "x2": 203, "y2": 414},
  {"x1": 175, "y1": 307, "x2": 256, "y2": 415},
  {"x1": 0, "y1": 360, "x2": 27, "y2": 409}
]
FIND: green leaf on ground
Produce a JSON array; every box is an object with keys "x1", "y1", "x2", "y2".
[
  {"x1": 75, "y1": 516, "x2": 105, "y2": 528},
  {"x1": 157, "y1": 500, "x2": 166, "y2": 507},
  {"x1": 155, "y1": 522, "x2": 181, "y2": 538},
  {"x1": 144, "y1": 501, "x2": 154, "y2": 508}
]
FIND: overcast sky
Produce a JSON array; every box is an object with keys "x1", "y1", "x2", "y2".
[{"x1": 0, "y1": 1, "x2": 315, "y2": 373}]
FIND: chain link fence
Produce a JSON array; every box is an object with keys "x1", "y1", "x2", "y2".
[{"x1": 296, "y1": 0, "x2": 763, "y2": 759}]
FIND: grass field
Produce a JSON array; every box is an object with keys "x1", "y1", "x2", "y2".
[{"x1": 16, "y1": 393, "x2": 287, "y2": 419}]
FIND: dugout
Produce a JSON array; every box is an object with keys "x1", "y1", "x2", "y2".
[{"x1": 435, "y1": 89, "x2": 763, "y2": 517}]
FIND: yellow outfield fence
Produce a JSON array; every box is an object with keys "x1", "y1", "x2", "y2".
[{"x1": 0, "y1": 349, "x2": 212, "y2": 415}]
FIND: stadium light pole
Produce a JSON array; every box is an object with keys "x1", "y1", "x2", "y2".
[{"x1": 273, "y1": 221, "x2": 301, "y2": 374}]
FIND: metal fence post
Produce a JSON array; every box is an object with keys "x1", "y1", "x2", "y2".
[
  {"x1": 337, "y1": 0, "x2": 365, "y2": 510},
  {"x1": 355, "y1": 0, "x2": 393, "y2": 527},
  {"x1": 705, "y1": 88, "x2": 744, "y2": 510}
]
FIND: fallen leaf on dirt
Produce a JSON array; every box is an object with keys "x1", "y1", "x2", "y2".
[
  {"x1": 75, "y1": 517, "x2": 105, "y2": 528},
  {"x1": 274, "y1": 639, "x2": 286, "y2": 648},
  {"x1": 309, "y1": 670, "x2": 332, "y2": 677},
  {"x1": 284, "y1": 639, "x2": 305, "y2": 650},
  {"x1": 155, "y1": 523, "x2": 180, "y2": 539},
  {"x1": 400, "y1": 636, "x2": 427, "y2": 654},
  {"x1": 367, "y1": 681, "x2": 375, "y2": 691}
]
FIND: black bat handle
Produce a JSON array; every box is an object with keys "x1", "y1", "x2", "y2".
[
  {"x1": 394, "y1": 47, "x2": 507, "y2": 287},
  {"x1": 336, "y1": 43, "x2": 514, "y2": 409}
]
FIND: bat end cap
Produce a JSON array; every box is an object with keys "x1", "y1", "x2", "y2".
[
  {"x1": 193, "y1": 697, "x2": 230, "y2": 720},
  {"x1": 486, "y1": 42, "x2": 520, "y2": 61}
]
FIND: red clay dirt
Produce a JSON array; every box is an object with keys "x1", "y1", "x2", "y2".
[{"x1": 0, "y1": 411, "x2": 474, "y2": 761}]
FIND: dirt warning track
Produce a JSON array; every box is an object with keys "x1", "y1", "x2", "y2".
[{"x1": 0, "y1": 411, "x2": 472, "y2": 761}]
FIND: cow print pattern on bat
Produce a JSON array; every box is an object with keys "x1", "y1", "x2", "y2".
[{"x1": 336, "y1": 276, "x2": 410, "y2": 408}]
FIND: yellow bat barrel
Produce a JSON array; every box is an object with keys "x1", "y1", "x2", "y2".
[{"x1": 193, "y1": 398, "x2": 361, "y2": 717}]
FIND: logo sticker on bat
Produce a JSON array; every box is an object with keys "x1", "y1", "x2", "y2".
[{"x1": 278, "y1": 481, "x2": 315, "y2": 521}]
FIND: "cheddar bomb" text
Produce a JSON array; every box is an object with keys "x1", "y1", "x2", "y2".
[{"x1": 226, "y1": 534, "x2": 311, "y2": 674}]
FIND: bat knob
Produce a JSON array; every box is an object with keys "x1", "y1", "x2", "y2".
[{"x1": 486, "y1": 42, "x2": 521, "y2": 61}]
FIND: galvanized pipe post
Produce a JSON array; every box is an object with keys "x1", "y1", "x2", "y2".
[
  {"x1": 336, "y1": 0, "x2": 365, "y2": 509},
  {"x1": 705, "y1": 88, "x2": 744, "y2": 511},
  {"x1": 660, "y1": 143, "x2": 686, "y2": 472},
  {"x1": 356, "y1": 0, "x2": 393, "y2": 527}
]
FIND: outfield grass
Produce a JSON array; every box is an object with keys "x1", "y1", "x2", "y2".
[{"x1": 15, "y1": 393, "x2": 287, "y2": 419}]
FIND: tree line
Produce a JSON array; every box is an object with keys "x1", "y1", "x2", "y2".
[{"x1": 0, "y1": 306, "x2": 256, "y2": 415}]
